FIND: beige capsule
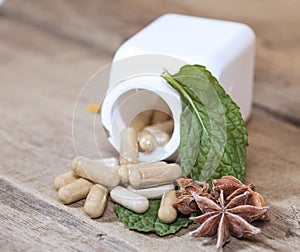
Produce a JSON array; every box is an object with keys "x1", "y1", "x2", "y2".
[
  {"x1": 158, "y1": 190, "x2": 177, "y2": 224},
  {"x1": 151, "y1": 110, "x2": 171, "y2": 124},
  {"x1": 127, "y1": 183, "x2": 175, "y2": 199},
  {"x1": 84, "y1": 184, "x2": 108, "y2": 218},
  {"x1": 94, "y1": 157, "x2": 119, "y2": 168},
  {"x1": 129, "y1": 163, "x2": 183, "y2": 189},
  {"x1": 138, "y1": 131, "x2": 157, "y2": 152},
  {"x1": 71, "y1": 156, "x2": 120, "y2": 188},
  {"x1": 119, "y1": 127, "x2": 139, "y2": 165},
  {"x1": 116, "y1": 162, "x2": 167, "y2": 186},
  {"x1": 143, "y1": 119, "x2": 174, "y2": 135},
  {"x1": 130, "y1": 110, "x2": 153, "y2": 132},
  {"x1": 53, "y1": 171, "x2": 78, "y2": 190},
  {"x1": 110, "y1": 186, "x2": 149, "y2": 213},
  {"x1": 151, "y1": 131, "x2": 170, "y2": 147},
  {"x1": 58, "y1": 178, "x2": 93, "y2": 204}
]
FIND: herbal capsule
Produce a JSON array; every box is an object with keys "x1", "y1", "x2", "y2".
[
  {"x1": 151, "y1": 110, "x2": 170, "y2": 124},
  {"x1": 117, "y1": 162, "x2": 167, "y2": 186},
  {"x1": 94, "y1": 157, "x2": 119, "y2": 168},
  {"x1": 71, "y1": 156, "x2": 120, "y2": 188},
  {"x1": 143, "y1": 119, "x2": 174, "y2": 135},
  {"x1": 58, "y1": 178, "x2": 93, "y2": 204},
  {"x1": 119, "y1": 127, "x2": 139, "y2": 165},
  {"x1": 110, "y1": 186, "x2": 149, "y2": 213},
  {"x1": 151, "y1": 131, "x2": 170, "y2": 146},
  {"x1": 84, "y1": 184, "x2": 108, "y2": 218},
  {"x1": 138, "y1": 131, "x2": 157, "y2": 152},
  {"x1": 130, "y1": 110, "x2": 153, "y2": 131},
  {"x1": 127, "y1": 183, "x2": 175, "y2": 199},
  {"x1": 158, "y1": 190, "x2": 177, "y2": 224},
  {"x1": 54, "y1": 171, "x2": 78, "y2": 190},
  {"x1": 129, "y1": 163, "x2": 183, "y2": 189}
]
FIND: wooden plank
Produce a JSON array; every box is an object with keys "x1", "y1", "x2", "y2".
[
  {"x1": 0, "y1": 176, "x2": 137, "y2": 252},
  {"x1": 0, "y1": 1, "x2": 299, "y2": 251},
  {"x1": 0, "y1": 17, "x2": 113, "y2": 194},
  {"x1": 2, "y1": 0, "x2": 299, "y2": 124},
  {"x1": 1, "y1": 109, "x2": 300, "y2": 251}
]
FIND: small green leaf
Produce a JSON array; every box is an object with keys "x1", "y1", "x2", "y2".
[{"x1": 114, "y1": 200, "x2": 191, "y2": 236}]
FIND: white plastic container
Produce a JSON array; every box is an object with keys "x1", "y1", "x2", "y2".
[{"x1": 101, "y1": 13, "x2": 255, "y2": 162}]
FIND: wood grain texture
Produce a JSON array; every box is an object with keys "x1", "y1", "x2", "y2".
[
  {"x1": 0, "y1": 0, "x2": 299, "y2": 251},
  {"x1": 2, "y1": 0, "x2": 300, "y2": 124}
]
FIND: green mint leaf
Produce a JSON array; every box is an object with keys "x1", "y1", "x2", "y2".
[
  {"x1": 179, "y1": 102, "x2": 201, "y2": 171},
  {"x1": 114, "y1": 199, "x2": 191, "y2": 236},
  {"x1": 162, "y1": 65, "x2": 248, "y2": 183}
]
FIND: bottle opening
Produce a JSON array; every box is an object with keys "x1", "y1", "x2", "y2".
[
  {"x1": 131, "y1": 109, "x2": 174, "y2": 154},
  {"x1": 101, "y1": 75, "x2": 181, "y2": 162}
]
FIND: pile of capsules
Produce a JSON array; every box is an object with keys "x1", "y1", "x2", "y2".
[{"x1": 54, "y1": 110, "x2": 183, "y2": 224}]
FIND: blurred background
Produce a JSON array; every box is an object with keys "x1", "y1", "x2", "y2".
[
  {"x1": 1, "y1": 0, "x2": 299, "y2": 179},
  {"x1": 0, "y1": 0, "x2": 299, "y2": 125},
  {"x1": 0, "y1": 0, "x2": 299, "y2": 169}
]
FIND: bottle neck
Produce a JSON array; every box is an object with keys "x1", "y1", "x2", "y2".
[{"x1": 101, "y1": 75, "x2": 181, "y2": 162}]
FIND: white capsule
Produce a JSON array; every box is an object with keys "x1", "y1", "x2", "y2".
[
  {"x1": 110, "y1": 186, "x2": 149, "y2": 213},
  {"x1": 94, "y1": 157, "x2": 119, "y2": 168},
  {"x1": 127, "y1": 183, "x2": 175, "y2": 199}
]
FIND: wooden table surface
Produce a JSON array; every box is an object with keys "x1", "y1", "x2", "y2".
[{"x1": 0, "y1": 0, "x2": 299, "y2": 251}]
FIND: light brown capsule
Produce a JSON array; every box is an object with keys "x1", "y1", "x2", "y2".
[
  {"x1": 152, "y1": 131, "x2": 170, "y2": 146},
  {"x1": 53, "y1": 171, "x2": 78, "y2": 190},
  {"x1": 117, "y1": 162, "x2": 166, "y2": 186},
  {"x1": 158, "y1": 190, "x2": 177, "y2": 224},
  {"x1": 119, "y1": 127, "x2": 139, "y2": 165},
  {"x1": 94, "y1": 157, "x2": 119, "y2": 168},
  {"x1": 58, "y1": 178, "x2": 93, "y2": 204},
  {"x1": 84, "y1": 184, "x2": 108, "y2": 218},
  {"x1": 71, "y1": 156, "x2": 120, "y2": 188},
  {"x1": 129, "y1": 163, "x2": 183, "y2": 189},
  {"x1": 138, "y1": 131, "x2": 157, "y2": 152},
  {"x1": 130, "y1": 110, "x2": 153, "y2": 131},
  {"x1": 151, "y1": 110, "x2": 171, "y2": 124},
  {"x1": 143, "y1": 120, "x2": 174, "y2": 135}
]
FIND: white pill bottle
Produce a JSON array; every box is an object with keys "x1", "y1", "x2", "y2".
[{"x1": 101, "y1": 14, "x2": 255, "y2": 163}]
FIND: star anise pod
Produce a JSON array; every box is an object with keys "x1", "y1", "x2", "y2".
[
  {"x1": 189, "y1": 189, "x2": 269, "y2": 248},
  {"x1": 173, "y1": 178, "x2": 212, "y2": 214},
  {"x1": 213, "y1": 176, "x2": 269, "y2": 220}
]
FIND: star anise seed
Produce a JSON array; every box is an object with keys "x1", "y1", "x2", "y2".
[
  {"x1": 213, "y1": 176, "x2": 246, "y2": 199},
  {"x1": 213, "y1": 176, "x2": 269, "y2": 221},
  {"x1": 173, "y1": 178, "x2": 211, "y2": 214},
  {"x1": 189, "y1": 190, "x2": 269, "y2": 248}
]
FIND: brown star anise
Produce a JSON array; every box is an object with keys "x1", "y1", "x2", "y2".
[
  {"x1": 213, "y1": 176, "x2": 269, "y2": 220},
  {"x1": 173, "y1": 178, "x2": 212, "y2": 214},
  {"x1": 189, "y1": 189, "x2": 269, "y2": 248}
]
